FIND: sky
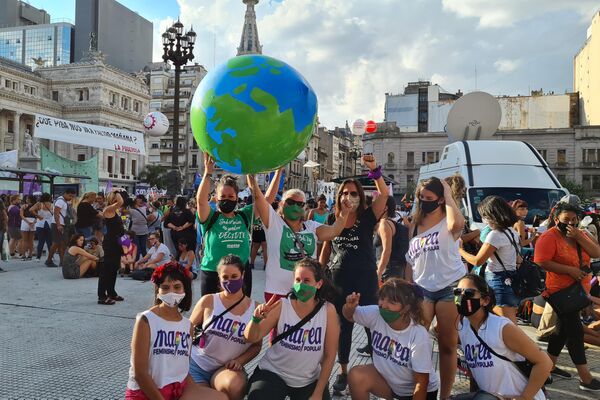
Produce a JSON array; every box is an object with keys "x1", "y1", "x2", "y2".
[{"x1": 28, "y1": 0, "x2": 599, "y2": 128}]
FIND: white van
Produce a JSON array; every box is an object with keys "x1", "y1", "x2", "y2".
[{"x1": 417, "y1": 140, "x2": 568, "y2": 225}]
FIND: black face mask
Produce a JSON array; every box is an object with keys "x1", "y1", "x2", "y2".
[
  {"x1": 218, "y1": 199, "x2": 237, "y2": 214},
  {"x1": 420, "y1": 199, "x2": 440, "y2": 214},
  {"x1": 455, "y1": 295, "x2": 482, "y2": 317}
]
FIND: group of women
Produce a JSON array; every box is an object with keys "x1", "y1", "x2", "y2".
[{"x1": 119, "y1": 149, "x2": 600, "y2": 400}]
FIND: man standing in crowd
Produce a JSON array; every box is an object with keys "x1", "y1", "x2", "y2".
[{"x1": 46, "y1": 189, "x2": 75, "y2": 267}]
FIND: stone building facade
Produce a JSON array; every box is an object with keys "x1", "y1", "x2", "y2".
[{"x1": 0, "y1": 53, "x2": 150, "y2": 191}]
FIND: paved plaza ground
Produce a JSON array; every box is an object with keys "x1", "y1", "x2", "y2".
[{"x1": 0, "y1": 257, "x2": 598, "y2": 399}]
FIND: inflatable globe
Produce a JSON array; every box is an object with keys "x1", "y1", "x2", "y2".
[{"x1": 190, "y1": 55, "x2": 318, "y2": 174}]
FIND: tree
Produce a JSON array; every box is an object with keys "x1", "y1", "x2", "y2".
[
  {"x1": 558, "y1": 178, "x2": 588, "y2": 202},
  {"x1": 138, "y1": 165, "x2": 169, "y2": 188}
]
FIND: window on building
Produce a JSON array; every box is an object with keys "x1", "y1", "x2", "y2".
[
  {"x1": 52, "y1": 90, "x2": 59, "y2": 101},
  {"x1": 387, "y1": 152, "x2": 395, "y2": 165},
  {"x1": 557, "y1": 149, "x2": 566, "y2": 165},
  {"x1": 7, "y1": 120, "x2": 14, "y2": 133},
  {"x1": 133, "y1": 101, "x2": 139, "y2": 112},
  {"x1": 582, "y1": 148, "x2": 600, "y2": 164},
  {"x1": 582, "y1": 175, "x2": 600, "y2": 191},
  {"x1": 131, "y1": 160, "x2": 137, "y2": 176},
  {"x1": 120, "y1": 158, "x2": 126, "y2": 175},
  {"x1": 78, "y1": 88, "x2": 89, "y2": 101},
  {"x1": 192, "y1": 140, "x2": 198, "y2": 150},
  {"x1": 422, "y1": 151, "x2": 439, "y2": 164},
  {"x1": 537, "y1": 149, "x2": 547, "y2": 161},
  {"x1": 407, "y1": 175, "x2": 414, "y2": 183},
  {"x1": 407, "y1": 151, "x2": 414, "y2": 166},
  {"x1": 77, "y1": 154, "x2": 86, "y2": 161},
  {"x1": 151, "y1": 143, "x2": 159, "y2": 149},
  {"x1": 110, "y1": 92, "x2": 117, "y2": 105},
  {"x1": 192, "y1": 154, "x2": 197, "y2": 168},
  {"x1": 5, "y1": 80, "x2": 10, "y2": 88},
  {"x1": 12, "y1": 82, "x2": 18, "y2": 90},
  {"x1": 107, "y1": 156, "x2": 113, "y2": 173}
]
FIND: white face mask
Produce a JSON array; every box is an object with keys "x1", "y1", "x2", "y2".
[
  {"x1": 348, "y1": 197, "x2": 361, "y2": 210},
  {"x1": 157, "y1": 292, "x2": 185, "y2": 308}
]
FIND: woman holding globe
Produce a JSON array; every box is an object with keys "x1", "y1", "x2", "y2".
[
  {"x1": 196, "y1": 153, "x2": 282, "y2": 296},
  {"x1": 246, "y1": 172, "x2": 352, "y2": 303}
]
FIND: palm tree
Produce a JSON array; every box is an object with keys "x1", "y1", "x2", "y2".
[{"x1": 138, "y1": 165, "x2": 169, "y2": 188}]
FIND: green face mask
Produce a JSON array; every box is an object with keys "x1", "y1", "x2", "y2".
[
  {"x1": 283, "y1": 204, "x2": 304, "y2": 220},
  {"x1": 293, "y1": 282, "x2": 317, "y2": 302},
  {"x1": 379, "y1": 306, "x2": 402, "y2": 324}
]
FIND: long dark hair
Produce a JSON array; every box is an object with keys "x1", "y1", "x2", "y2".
[
  {"x1": 151, "y1": 261, "x2": 193, "y2": 311},
  {"x1": 477, "y1": 195, "x2": 519, "y2": 230},
  {"x1": 412, "y1": 177, "x2": 445, "y2": 227},
  {"x1": 378, "y1": 278, "x2": 424, "y2": 325},
  {"x1": 458, "y1": 274, "x2": 496, "y2": 317},
  {"x1": 290, "y1": 258, "x2": 336, "y2": 303}
]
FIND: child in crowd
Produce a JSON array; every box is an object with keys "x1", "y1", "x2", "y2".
[
  {"x1": 120, "y1": 231, "x2": 138, "y2": 275},
  {"x1": 343, "y1": 278, "x2": 440, "y2": 400},
  {"x1": 125, "y1": 262, "x2": 206, "y2": 400}
]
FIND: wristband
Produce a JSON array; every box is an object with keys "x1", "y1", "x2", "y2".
[
  {"x1": 367, "y1": 166, "x2": 382, "y2": 180},
  {"x1": 251, "y1": 315, "x2": 262, "y2": 324}
]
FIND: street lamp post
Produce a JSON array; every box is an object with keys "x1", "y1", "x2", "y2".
[{"x1": 162, "y1": 20, "x2": 196, "y2": 195}]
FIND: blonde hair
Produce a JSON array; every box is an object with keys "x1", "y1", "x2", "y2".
[
  {"x1": 444, "y1": 174, "x2": 466, "y2": 204},
  {"x1": 81, "y1": 192, "x2": 97, "y2": 203},
  {"x1": 106, "y1": 191, "x2": 122, "y2": 205}
]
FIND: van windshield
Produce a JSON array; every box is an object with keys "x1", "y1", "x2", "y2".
[{"x1": 468, "y1": 187, "x2": 567, "y2": 224}]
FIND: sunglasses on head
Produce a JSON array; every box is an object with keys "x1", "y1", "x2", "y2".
[
  {"x1": 453, "y1": 288, "x2": 480, "y2": 298},
  {"x1": 285, "y1": 199, "x2": 306, "y2": 207},
  {"x1": 341, "y1": 191, "x2": 359, "y2": 198}
]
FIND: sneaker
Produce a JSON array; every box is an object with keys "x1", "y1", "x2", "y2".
[
  {"x1": 356, "y1": 344, "x2": 372, "y2": 356},
  {"x1": 580, "y1": 378, "x2": 600, "y2": 391},
  {"x1": 551, "y1": 366, "x2": 573, "y2": 379},
  {"x1": 332, "y1": 373, "x2": 347, "y2": 393}
]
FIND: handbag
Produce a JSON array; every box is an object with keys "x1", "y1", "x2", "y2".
[
  {"x1": 469, "y1": 324, "x2": 552, "y2": 385},
  {"x1": 493, "y1": 230, "x2": 544, "y2": 298},
  {"x1": 545, "y1": 244, "x2": 591, "y2": 315},
  {"x1": 192, "y1": 294, "x2": 246, "y2": 347},
  {"x1": 271, "y1": 299, "x2": 324, "y2": 346}
]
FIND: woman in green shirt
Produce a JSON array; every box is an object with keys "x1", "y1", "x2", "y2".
[{"x1": 196, "y1": 154, "x2": 281, "y2": 296}]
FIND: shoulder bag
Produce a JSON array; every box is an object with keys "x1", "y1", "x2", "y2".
[
  {"x1": 469, "y1": 324, "x2": 552, "y2": 385},
  {"x1": 545, "y1": 244, "x2": 591, "y2": 315}
]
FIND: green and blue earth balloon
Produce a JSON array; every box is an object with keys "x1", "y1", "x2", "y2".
[{"x1": 190, "y1": 55, "x2": 318, "y2": 174}]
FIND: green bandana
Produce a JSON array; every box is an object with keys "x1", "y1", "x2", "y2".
[{"x1": 293, "y1": 282, "x2": 317, "y2": 302}]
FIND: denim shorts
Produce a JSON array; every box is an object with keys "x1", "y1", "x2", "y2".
[
  {"x1": 420, "y1": 281, "x2": 458, "y2": 303},
  {"x1": 189, "y1": 358, "x2": 215, "y2": 384},
  {"x1": 485, "y1": 270, "x2": 520, "y2": 307}
]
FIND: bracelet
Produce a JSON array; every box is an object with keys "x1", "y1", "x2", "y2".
[
  {"x1": 251, "y1": 315, "x2": 262, "y2": 324},
  {"x1": 367, "y1": 166, "x2": 382, "y2": 180}
]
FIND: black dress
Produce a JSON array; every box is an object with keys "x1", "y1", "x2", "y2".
[{"x1": 97, "y1": 213, "x2": 124, "y2": 299}]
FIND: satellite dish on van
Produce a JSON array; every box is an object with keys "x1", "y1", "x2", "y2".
[{"x1": 446, "y1": 91, "x2": 501, "y2": 143}]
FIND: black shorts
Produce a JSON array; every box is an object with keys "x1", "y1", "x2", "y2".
[{"x1": 252, "y1": 227, "x2": 266, "y2": 243}]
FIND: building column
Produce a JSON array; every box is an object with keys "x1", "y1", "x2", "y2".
[
  {"x1": 13, "y1": 111, "x2": 21, "y2": 160},
  {"x1": 0, "y1": 110, "x2": 5, "y2": 151}
]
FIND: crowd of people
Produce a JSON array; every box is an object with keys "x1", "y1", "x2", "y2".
[{"x1": 3, "y1": 152, "x2": 600, "y2": 399}]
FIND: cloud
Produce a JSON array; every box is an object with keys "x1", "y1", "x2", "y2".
[
  {"x1": 494, "y1": 59, "x2": 520, "y2": 73},
  {"x1": 151, "y1": 0, "x2": 596, "y2": 128}
]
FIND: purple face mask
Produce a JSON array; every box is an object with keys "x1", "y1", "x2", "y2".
[{"x1": 221, "y1": 278, "x2": 244, "y2": 294}]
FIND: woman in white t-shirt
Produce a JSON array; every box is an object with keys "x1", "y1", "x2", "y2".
[
  {"x1": 246, "y1": 175, "x2": 351, "y2": 301},
  {"x1": 343, "y1": 278, "x2": 440, "y2": 400},
  {"x1": 459, "y1": 195, "x2": 521, "y2": 324},
  {"x1": 189, "y1": 255, "x2": 261, "y2": 399},
  {"x1": 406, "y1": 177, "x2": 465, "y2": 399},
  {"x1": 244, "y1": 258, "x2": 340, "y2": 400},
  {"x1": 454, "y1": 274, "x2": 552, "y2": 400}
]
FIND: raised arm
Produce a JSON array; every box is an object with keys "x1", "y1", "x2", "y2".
[
  {"x1": 264, "y1": 168, "x2": 283, "y2": 204},
  {"x1": 196, "y1": 153, "x2": 214, "y2": 223},
  {"x1": 244, "y1": 296, "x2": 282, "y2": 343},
  {"x1": 319, "y1": 240, "x2": 332, "y2": 267},
  {"x1": 247, "y1": 174, "x2": 273, "y2": 229},
  {"x1": 441, "y1": 180, "x2": 465, "y2": 239},
  {"x1": 315, "y1": 200, "x2": 350, "y2": 242},
  {"x1": 365, "y1": 155, "x2": 390, "y2": 218}
]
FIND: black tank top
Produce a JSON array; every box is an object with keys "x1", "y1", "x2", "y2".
[
  {"x1": 103, "y1": 213, "x2": 124, "y2": 250},
  {"x1": 374, "y1": 219, "x2": 408, "y2": 264}
]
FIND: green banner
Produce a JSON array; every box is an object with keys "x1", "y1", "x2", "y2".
[{"x1": 40, "y1": 145, "x2": 99, "y2": 193}]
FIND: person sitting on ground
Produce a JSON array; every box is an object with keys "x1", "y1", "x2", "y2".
[
  {"x1": 86, "y1": 237, "x2": 104, "y2": 261},
  {"x1": 62, "y1": 233, "x2": 99, "y2": 279},
  {"x1": 134, "y1": 232, "x2": 171, "y2": 271},
  {"x1": 343, "y1": 278, "x2": 440, "y2": 400},
  {"x1": 120, "y1": 232, "x2": 138, "y2": 275},
  {"x1": 455, "y1": 274, "x2": 552, "y2": 399},
  {"x1": 177, "y1": 238, "x2": 195, "y2": 279},
  {"x1": 189, "y1": 255, "x2": 262, "y2": 399}
]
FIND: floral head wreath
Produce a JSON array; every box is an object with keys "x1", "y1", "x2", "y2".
[{"x1": 151, "y1": 261, "x2": 192, "y2": 284}]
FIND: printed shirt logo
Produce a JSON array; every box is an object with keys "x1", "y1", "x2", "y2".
[
  {"x1": 214, "y1": 217, "x2": 248, "y2": 250},
  {"x1": 204, "y1": 316, "x2": 248, "y2": 345},
  {"x1": 277, "y1": 323, "x2": 323, "y2": 352},
  {"x1": 279, "y1": 227, "x2": 316, "y2": 271},
  {"x1": 407, "y1": 231, "x2": 440, "y2": 262},
  {"x1": 332, "y1": 224, "x2": 360, "y2": 251},
  {"x1": 372, "y1": 330, "x2": 411, "y2": 367},
  {"x1": 153, "y1": 329, "x2": 191, "y2": 356},
  {"x1": 464, "y1": 342, "x2": 494, "y2": 369}
]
